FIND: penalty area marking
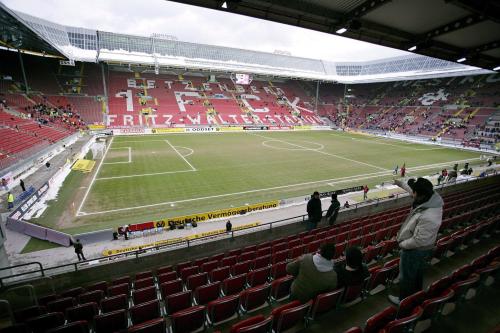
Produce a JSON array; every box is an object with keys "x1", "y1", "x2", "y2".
[
  {"x1": 94, "y1": 142, "x2": 196, "y2": 181},
  {"x1": 175, "y1": 146, "x2": 194, "y2": 157},
  {"x1": 103, "y1": 147, "x2": 132, "y2": 164},
  {"x1": 253, "y1": 132, "x2": 387, "y2": 171},
  {"x1": 77, "y1": 157, "x2": 479, "y2": 216}
]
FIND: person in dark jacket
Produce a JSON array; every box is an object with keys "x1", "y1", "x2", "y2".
[
  {"x1": 388, "y1": 177, "x2": 443, "y2": 305},
  {"x1": 306, "y1": 191, "x2": 322, "y2": 231},
  {"x1": 226, "y1": 220, "x2": 232, "y2": 232},
  {"x1": 20, "y1": 179, "x2": 26, "y2": 192},
  {"x1": 335, "y1": 246, "x2": 369, "y2": 288},
  {"x1": 73, "y1": 239, "x2": 86, "y2": 261},
  {"x1": 325, "y1": 193, "x2": 341, "y2": 226}
]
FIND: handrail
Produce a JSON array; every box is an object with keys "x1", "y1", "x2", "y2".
[
  {"x1": 0, "y1": 262, "x2": 44, "y2": 289},
  {"x1": 0, "y1": 173, "x2": 496, "y2": 288}
]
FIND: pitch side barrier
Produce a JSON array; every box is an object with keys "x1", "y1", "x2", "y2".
[
  {"x1": 1, "y1": 174, "x2": 497, "y2": 288},
  {"x1": 109, "y1": 125, "x2": 330, "y2": 135}
]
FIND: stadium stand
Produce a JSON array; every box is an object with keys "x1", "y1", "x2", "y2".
[
  {"x1": 0, "y1": 176, "x2": 498, "y2": 333},
  {"x1": 315, "y1": 75, "x2": 500, "y2": 146}
]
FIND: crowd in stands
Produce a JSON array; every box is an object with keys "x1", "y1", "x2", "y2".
[{"x1": 23, "y1": 101, "x2": 86, "y2": 132}]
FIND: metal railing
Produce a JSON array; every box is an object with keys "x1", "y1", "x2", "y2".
[{"x1": 0, "y1": 172, "x2": 496, "y2": 288}]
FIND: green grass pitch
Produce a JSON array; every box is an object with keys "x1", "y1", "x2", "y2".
[{"x1": 33, "y1": 130, "x2": 482, "y2": 235}]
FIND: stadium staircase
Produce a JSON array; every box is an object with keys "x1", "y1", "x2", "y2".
[{"x1": 0, "y1": 177, "x2": 498, "y2": 333}]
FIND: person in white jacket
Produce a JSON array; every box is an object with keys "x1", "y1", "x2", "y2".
[{"x1": 388, "y1": 177, "x2": 443, "y2": 305}]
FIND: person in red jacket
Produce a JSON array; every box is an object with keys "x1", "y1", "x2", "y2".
[
  {"x1": 363, "y1": 185, "x2": 369, "y2": 200},
  {"x1": 401, "y1": 163, "x2": 406, "y2": 177}
]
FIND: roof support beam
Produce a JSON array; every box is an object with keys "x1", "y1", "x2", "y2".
[
  {"x1": 448, "y1": 0, "x2": 500, "y2": 23},
  {"x1": 469, "y1": 39, "x2": 500, "y2": 53},
  {"x1": 419, "y1": 14, "x2": 487, "y2": 40},
  {"x1": 345, "y1": 0, "x2": 391, "y2": 19}
]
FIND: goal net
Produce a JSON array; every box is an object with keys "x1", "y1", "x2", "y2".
[{"x1": 91, "y1": 141, "x2": 106, "y2": 160}]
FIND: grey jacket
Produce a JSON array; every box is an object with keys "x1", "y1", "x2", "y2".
[{"x1": 395, "y1": 180, "x2": 444, "y2": 250}]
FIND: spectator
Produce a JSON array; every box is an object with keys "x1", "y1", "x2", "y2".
[
  {"x1": 363, "y1": 185, "x2": 369, "y2": 200},
  {"x1": 306, "y1": 191, "x2": 322, "y2": 231},
  {"x1": 388, "y1": 177, "x2": 443, "y2": 305},
  {"x1": 73, "y1": 239, "x2": 86, "y2": 261},
  {"x1": 20, "y1": 179, "x2": 26, "y2": 192},
  {"x1": 393, "y1": 165, "x2": 399, "y2": 175},
  {"x1": 335, "y1": 246, "x2": 369, "y2": 288},
  {"x1": 401, "y1": 163, "x2": 406, "y2": 177},
  {"x1": 325, "y1": 193, "x2": 340, "y2": 226},
  {"x1": 344, "y1": 201, "x2": 350, "y2": 208},
  {"x1": 286, "y1": 243, "x2": 337, "y2": 303},
  {"x1": 1, "y1": 178, "x2": 7, "y2": 190},
  {"x1": 7, "y1": 192, "x2": 14, "y2": 210},
  {"x1": 226, "y1": 220, "x2": 232, "y2": 233}
]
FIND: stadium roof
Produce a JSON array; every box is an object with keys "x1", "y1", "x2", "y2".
[
  {"x1": 173, "y1": 0, "x2": 500, "y2": 71},
  {"x1": 0, "y1": 1, "x2": 494, "y2": 83}
]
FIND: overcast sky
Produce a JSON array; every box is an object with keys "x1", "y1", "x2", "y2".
[{"x1": 3, "y1": 0, "x2": 409, "y2": 61}]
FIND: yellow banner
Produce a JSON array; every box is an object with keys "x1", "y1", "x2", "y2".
[
  {"x1": 219, "y1": 126, "x2": 244, "y2": 132},
  {"x1": 88, "y1": 124, "x2": 106, "y2": 130},
  {"x1": 71, "y1": 159, "x2": 96, "y2": 173},
  {"x1": 293, "y1": 125, "x2": 312, "y2": 130},
  {"x1": 151, "y1": 128, "x2": 185, "y2": 133},
  {"x1": 155, "y1": 200, "x2": 279, "y2": 227},
  {"x1": 102, "y1": 222, "x2": 260, "y2": 256}
]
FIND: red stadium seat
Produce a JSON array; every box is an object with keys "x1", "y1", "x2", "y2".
[
  {"x1": 229, "y1": 314, "x2": 272, "y2": 333},
  {"x1": 207, "y1": 294, "x2": 240, "y2": 325},
  {"x1": 194, "y1": 282, "x2": 221, "y2": 305},
  {"x1": 308, "y1": 288, "x2": 343, "y2": 321},
  {"x1": 272, "y1": 300, "x2": 312, "y2": 333},
  {"x1": 66, "y1": 302, "x2": 98, "y2": 323},
  {"x1": 165, "y1": 291, "x2": 192, "y2": 315},
  {"x1": 132, "y1": 286, "x2": 158, "y2": 305},
  {"x1": 26, "y1": 312, "x2": 65, "y2": 333},
  {"x1": 170, "y1": 305, "x2": 206, "y2": 333},
  {"x1": 240, "y1": 284, "x2": 270, "y2": 313},
  {"x1": 127, "y1": 318, "x2": 166, "y2": 333},
  {"x1": 100, "y1": 294, "x2": 128, "y2": 313},
  {"x1": 222, "y1": 274, "x2": 247, "y2": 296},
  {"x1": 210, "y1": 266, "x2": 231, "y2": 283},
  {"x1": 130, "y1": 300, "x2": 161, "y2": 325},
  {"x1": 270, "y1": 275, "x2": 293, "y2": 302},
  {"x1": 94, "y1": 309, "x2": 128, "y2": 333}
]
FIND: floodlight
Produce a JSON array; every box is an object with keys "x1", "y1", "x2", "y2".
[
  {"x1": 456, "y1": 57, "x2": 466, "y2": 63},
  {"x1": 336, "y1": 28, "x2": 347, "y2": 34},
  {"x1": 408, "y1": 45, "x2": 417, "y2": 51},
  {"x1": 221, "y1": 2, "x2": 228, "y2": 8}
]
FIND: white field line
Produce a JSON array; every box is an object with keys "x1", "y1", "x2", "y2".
[
  {"x1": 96, "y1": 169, "x2": 196, "y2": 181},
  {"x1": 165, "y1": 140, "x2": 197, "y2": 171},
  {"x1": 113, "y1": 139, "x2": 168, "y2": 143},
  {"x1": 104, "y1": 147, "x2": 132, "y2": 164},
  {"x1": 253, "y1": 133, "x2": 387, "y2": 171},
  {"x1": 76, "y1": 136, "x2": 114, "y2": 216},
  {"x1": 79, "y1": 157, "x2": 479, "y2": 216},
  {"x1": 330, "y1": 134, "x2": 445, "y2": 151},
  {"x1": 176, "y1": 146, "x2": 194, "y2": 157}
]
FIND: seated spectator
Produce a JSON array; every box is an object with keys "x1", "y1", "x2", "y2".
[
  {"x1": 335, "y1": 246, "x2": 369, "y2": 288},
  {"x1": 286, "y1": 243, "x2": 337, "y2": 303}
]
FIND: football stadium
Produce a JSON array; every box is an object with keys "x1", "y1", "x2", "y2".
[{"x1": 0, "y1": 1, "x2": 499, "y2": 332}]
